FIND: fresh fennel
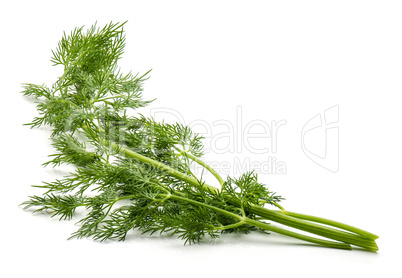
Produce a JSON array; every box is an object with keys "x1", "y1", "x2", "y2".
[{"x1": 21, "y1": 21, "x2": 379, "y2": 251}]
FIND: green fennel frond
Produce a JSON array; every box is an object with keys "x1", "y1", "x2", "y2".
[{"x1": 21, "y1": 21, "x2": 379, "y2": 252}]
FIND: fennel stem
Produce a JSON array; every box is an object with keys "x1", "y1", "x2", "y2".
[{"x1": 109, "y1": 140, "x2": 378, "y2": 251}]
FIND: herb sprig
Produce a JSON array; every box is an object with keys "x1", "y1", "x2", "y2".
[{"x1": 21, "y1": 22, "x2": 379, "y2": 251}]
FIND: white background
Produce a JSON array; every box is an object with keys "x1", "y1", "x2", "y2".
[{"x1": 1, "y1": 1, "x2": 401, "y2": 277}]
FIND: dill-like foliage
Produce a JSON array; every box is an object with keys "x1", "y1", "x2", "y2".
[{"x1": 21, "y1": 22, "x2": 379, "y2": 251}]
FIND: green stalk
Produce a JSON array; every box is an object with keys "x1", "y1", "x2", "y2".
[
  {"x1": 174, "y1": 147, "x2": 378, "y2": 249},
  {"x1": 277, "y1": 210, "x2": 378, "y2": 240},
  {"x1": 244, "y1": 218, "x2": 351, "y2": 250},
  {"x1": 112, "y1": 141, "x2": 378, "y2": 251},
  {"x1": 167, "y1": 194, "x2": 352, "y2": 250},
  {"x1": 109, "y1": 141, "x2": 220, "y2": 194},
  {"x1": 249, "y1": 206, "x2": 378, "y2": 252},
  {"x1": 178, "y1": 149, "x2": 225, "y2": 186}
]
